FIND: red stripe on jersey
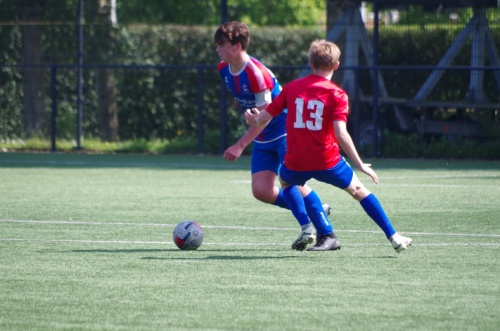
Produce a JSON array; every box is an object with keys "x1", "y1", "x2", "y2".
[
  {"x1": 217, "y1": 61, "x2": 227, "y2": 71},
  {"x1": 234, "y1": 75, "x2": 241, "y2": 94},
  {"x1": 245, "y1": 58, "x2": 274, "y2": 93}
]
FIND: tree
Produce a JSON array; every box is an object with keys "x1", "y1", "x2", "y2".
[
  {"x1": 116, "y1": 0, "x2": 325, "y2": 26},
  {"x1": 326, "y1": 0, "x2": 361, "y2": 32},
  {"x1": 230, "y1": 0, "x2": 325, "y2": 26},
  {"x1": 19, "y1": 0, "x2": 47, "y2": 137},
  {"x1": 96, "y1": 0, "x2": 119, "y2": 142},
  {"x1": 116, "y1": 0, "x2": 221, "y2": 25}
]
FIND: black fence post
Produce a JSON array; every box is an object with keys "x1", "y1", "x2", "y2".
[
  {"x1": 75, "y1": 0, "x2": 84, "y2": 150},
  {"x1": 219, "y1": 5, "x2": 228, "y2": 153},
  {"x1": 197, "y1": 65, "x2": 205, "y2": 155},
  {"x1": 50, "y1": 65, "x2": 58, "y2": 153},
  {"x1": 371, "y1": 0, "x2": 380, "y2": 157},
  {"x1": 220, "y1": 0, "x2": 227, "y2": 24},
  {"x1": 353, "y1": 66, "x2": 361, "y2": 148}
]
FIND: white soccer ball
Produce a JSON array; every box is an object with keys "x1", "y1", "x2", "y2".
[{"x1": 173, "y1": 220, "x2": 204, "y2": 250}]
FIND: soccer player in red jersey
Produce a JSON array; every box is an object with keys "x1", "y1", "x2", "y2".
[
  {"x1": 214, "y1": 22, "x2": 333, "y2": 250},
  {"x1": 245, "y1": 39, "x2": 412, "y2": 252}
]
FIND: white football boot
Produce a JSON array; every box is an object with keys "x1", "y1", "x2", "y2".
[
  {"x1": 291, "y1": 225, "x2": 316, "y2": 251},
  {"x1": 390, "y1": 233, "x2": 413, "y2": 253}
]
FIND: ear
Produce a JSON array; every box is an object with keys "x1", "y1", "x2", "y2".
[
  {"x1": 309, "y1": 61, "x2": 314, "y2": 70},
  {"x1": 334, "y1": 61, "x2": 340, "y2": 70}
]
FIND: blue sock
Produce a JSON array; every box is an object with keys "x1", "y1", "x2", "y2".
[
  {"x1": 360, "y1": 193, "x2": 396, "y2": 238},
  {"x1": 303, "y1": 190, "x2": 333, "y2": 237},
  {"x1": 273, "y1": 187, "x2": 290, "y2": 209},
  {"x1": 282, "y1": 186, "x2": 310, "y2": 226}
]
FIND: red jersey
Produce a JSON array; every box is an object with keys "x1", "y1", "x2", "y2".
[{"x1": 266, "y1": 74, "x2": 349, "y2": 171}]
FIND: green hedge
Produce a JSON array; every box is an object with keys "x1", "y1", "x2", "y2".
[{"x1": 1, "y1": 24, "x2": 499, "y2": 150}]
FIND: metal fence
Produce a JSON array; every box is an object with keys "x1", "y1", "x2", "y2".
[{"x1": 1, "y1": 1, "x2": 499, "y2": 155}]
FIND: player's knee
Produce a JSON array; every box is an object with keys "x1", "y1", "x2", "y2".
[
  {"x1": 355, "y1": 187, "x2": 371, "y2": 201},
  {"x1": 346, "y1": 184, "x2": 370, "y2": 201},
  {"x1": 252, "y1": 188, "x2": 274, "y2": 204}
]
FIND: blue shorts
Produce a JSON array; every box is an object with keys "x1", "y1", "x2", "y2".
[
  {"x1": 251, "y1": 135, "x2": 287, "y2": 174},
  {"x1": 279, "y1": 157, "x2": 354, "y2": 189}
]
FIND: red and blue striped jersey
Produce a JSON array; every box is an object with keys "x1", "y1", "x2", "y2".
[{"x1": 218, "y1": 56, "x2": 287, "y2": 142}]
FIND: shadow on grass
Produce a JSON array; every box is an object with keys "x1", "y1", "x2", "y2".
[
  {"x1": 141, "y1": 255, "x2": 399, "y2": 260},
  {"x1": 54, "y1": 248, "x2": 311, "y2": 254},
  {"x1": 67, "y1": 249, "x2": 171, "y2": 253},
  {"x1": 49, "y1": 248, "x2": 400, "y2": 259},
  {"x1": 141, "y1": 255, "x2": 304, "y2": 260}
]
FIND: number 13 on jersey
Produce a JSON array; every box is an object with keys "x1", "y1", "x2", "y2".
[{"x1": 294, "y1": 98, "x2": 324, "y2": 131}]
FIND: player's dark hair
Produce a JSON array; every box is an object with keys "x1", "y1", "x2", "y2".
[{"x1": 213, "y1": 21, "x2": 250, "y2": 50}]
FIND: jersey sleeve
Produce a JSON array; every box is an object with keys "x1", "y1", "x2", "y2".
[
  {"x1": 245, "y1": 59, "x2": 275, "y2": 94},
  {"x1": 266, "y1": 87, "x2": 287, "y2": 117},
  {"x1": 332, "y1": 91, "x2": 349, "y2": 122},
  {"x1": 217, "y1": 61, "x2": 228, "y2": 73},
  {"x1": 254, "y1": 89, "x2": 272, "y2": 109}
]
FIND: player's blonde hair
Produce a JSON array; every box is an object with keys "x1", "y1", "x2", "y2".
[{"x1": 308, "y1": 39, "x2": 341, "y2": 71}]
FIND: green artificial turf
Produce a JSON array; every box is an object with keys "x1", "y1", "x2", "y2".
[{"x1": 0, "y1": 152, "x2": 499, "y2": 330}]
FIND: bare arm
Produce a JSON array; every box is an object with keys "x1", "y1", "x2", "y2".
[
  {"x1": 238, "y1": 124, "x2": 265, "y2": 147},
  {"x1": 223, "y1": 102, "x2": 269, "y2": 162},
  {"x1": 237, "y1": 101, "x2": 271, "y2": 146},
  {"x1": 244, "y1": 108, "x2": 272, "y2": 127},
  {"x1": 240, "y1": 92, "x2": 271, "y2": 139},
  {"x1": 334, "y1": 120, "x2": 379, "y2": 184}
]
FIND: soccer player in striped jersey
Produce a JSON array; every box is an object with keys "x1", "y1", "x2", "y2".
[
  {"x1": 214, "y1": 21, "x2": 332, "y2": 250},
  {"x1": 245, "y1": 39, "x2": 412, "y2": 252}
]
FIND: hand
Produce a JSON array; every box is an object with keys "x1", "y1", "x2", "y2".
[
  {"x1": 359, "y1": 163, "x2": 379, "y2": 184},
  {"x1": 244, "y1": 108, "x2": 260, "y2": 126},
  {"x1": 223, "y1": 144, "x2": 244, "y2": 162}
]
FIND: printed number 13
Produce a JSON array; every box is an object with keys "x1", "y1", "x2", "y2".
[{"x1": 294, "y1": 98, "x2": 323, "y2": 131}]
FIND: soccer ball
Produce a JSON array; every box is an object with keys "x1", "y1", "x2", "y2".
[{"x1": 173, "y1": 220, "x2": 204, "y2": 250}]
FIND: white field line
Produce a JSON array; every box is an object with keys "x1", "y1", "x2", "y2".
[
  {"x1": 375, "y1": 174, "x2": 500, "y2": 179},
  {"x1": 235, "y1": 179, "x2": 500, "y2": 189},
  {"x1": 0, "y1": 238, "x2": 499, "y2": 247},
  {"x1": 1, "y1": 219, "x2": 499, "y2": 240},
  {"x1": 2, "y1": 158, "x2": 499, "y2": 178},
  {"x1": 0, "y1": 220, "x2": 500, "y2": 247},
  {"x1": 370, "y1": 183, "x2": 500, "y2": 189},
  {"x1": 234, "y1": 181, "x2": 500, "y2": 189}
]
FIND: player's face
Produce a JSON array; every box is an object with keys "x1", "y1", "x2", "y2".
[{"x1": 216, "y1": 41, "x2": 241, "y2": 63}]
